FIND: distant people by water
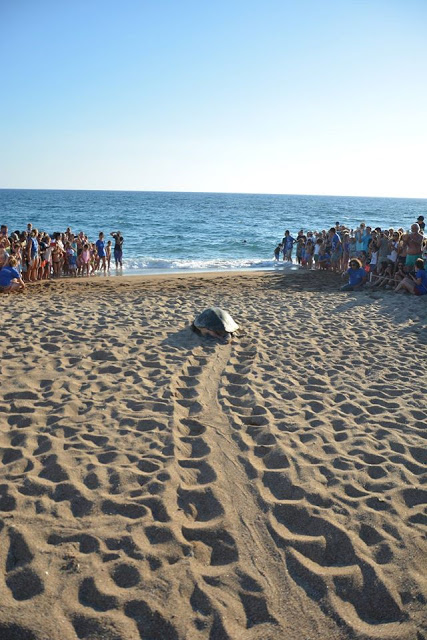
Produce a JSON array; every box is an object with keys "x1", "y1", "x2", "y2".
[
  {"x1": 1, "y1": 211, "x2": 426, "y2": 295},
  {"x1": 0, "y1": 223, "x2": 124, "y2": 291}
]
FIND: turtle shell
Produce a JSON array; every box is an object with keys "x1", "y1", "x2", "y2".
[{"x1": 193, "y1": 307, "x2": 239, "y2": 335}]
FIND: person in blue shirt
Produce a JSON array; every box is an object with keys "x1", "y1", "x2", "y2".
[
  {"x1": 281, "y1": 230, "x2": 295, "y2": 262},
  {"x1": 394, "y1": 258, "x2": 427, "y2": 295},
  {"x1": 329, "y1": 227, "x2": 342, "y2": 272},
  {"x1": 95, "y1": 232, "x2": 107, "y2": 273},
  {"x1": 0, "y1": 256, "x2": 25, "y2": 292},
  {"x1": 341, "y1": 258, "x2": 367, "y2": 291}
]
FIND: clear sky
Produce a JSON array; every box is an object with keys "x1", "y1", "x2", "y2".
[{"x1": 1, "y1": 0, "x2": 426, "y2": 197}]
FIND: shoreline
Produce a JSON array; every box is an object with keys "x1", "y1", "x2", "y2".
[{"x1": 1, "y1": 269, "x2": 426, "y2": 639}]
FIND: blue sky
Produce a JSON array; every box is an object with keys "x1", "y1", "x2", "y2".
[{"x1": 1, "y1": 0, "x2": 426, "y2": 196}]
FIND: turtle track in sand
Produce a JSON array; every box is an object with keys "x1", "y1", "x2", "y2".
[
  {"x1": 168, "y1": 341, "x2": 283, "y2": 638},
  {"x1": 217, "y1": 308, "x2": 425, "y2": 640}
]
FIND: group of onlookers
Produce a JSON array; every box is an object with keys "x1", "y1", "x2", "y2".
[
  {"x1": 274, "y1": 215, "x2": 427, "y2": 295},
  {"x1": 0, "y1": 223, "x2": 124, "y2": 293}
]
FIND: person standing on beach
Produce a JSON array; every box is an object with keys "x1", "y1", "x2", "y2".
[
  {"x1": 281, "y1": 230, "x2": 295, "y2": 262},
  {"x1": 404, "y1": 224, "x2": 424, "y2": 269},
  {"x1": 96, "y1": 232, "x2": 107, "y2": 274},
  {"x1": 329, "y1": 227, "x2": 342, "y2": 272},
  {"x1": 26, "y1": 228, "x2": 40, "y2": 282},
  {"x1": 110, "y1": 231, "x2": 124, "y2": 268},
  {"x1": 106, "y1": 240, "x2": 112, "y2": 270}
]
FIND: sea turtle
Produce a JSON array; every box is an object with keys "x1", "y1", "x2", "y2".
[{"x1": 191, "y1": 307, "x2": 239, "y2": 341}]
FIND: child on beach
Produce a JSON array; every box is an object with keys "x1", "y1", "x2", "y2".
[
  {"x1": 273, "y1": 243, "x2": 282, "y2": 261},
  {"x1": 67, "y1": 246, "x2": 77, "y2": 276},
  {"x1": 369, "y1": 260, "x2": 390, "y2": 287},
  {"x1": 96, "y1": 232, "x2": 107, "y2": 274},
  {"x1": 296, "y1": 236, "x2": 305, "y2": 265},
  {"x1": 106, "y1": 240, "x2": 112, "y2": 270},
  {"x1": 387, "y1": 232, "x2": 400, "y2": 271},
  {"x1": 367, "y1": 238, "x2": 378, "y2": 276},
  {"x1": 348, "y1": 236, "x2": 358, "y2": 260},
  {"x1": 318, "y1": 245, "x2": 330, "y2": 270},
  {"x1": 90, "y1": 243, "x2": 98, "y2": 274},
  {"x1": 313, "y1": 238, "x2": 322, "y2": 268},
  {"x1": 304, "y1": 239, "x2": 314, "y2": 269},
  {"x1": 81, "y1": 243, "x2": 91, "y2": 277},
  {"x1": 9, "y1": 237, "x2": 22, "y2": 274}
]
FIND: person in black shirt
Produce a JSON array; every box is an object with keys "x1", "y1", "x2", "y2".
[
  {"x1": 416, "y1": 216, "x2": 425, "y2": 232},
  {"x1": 110, "y1": 231, "x2": 124, "y2": 268}
]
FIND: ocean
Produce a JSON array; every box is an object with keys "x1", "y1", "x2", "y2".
[{"x1": 1, "y1": 189, "x2": 425, "y2": 274}]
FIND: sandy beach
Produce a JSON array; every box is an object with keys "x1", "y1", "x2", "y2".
[{"x1": 0, "y1": 270, "x2": 426, "y2": 640}]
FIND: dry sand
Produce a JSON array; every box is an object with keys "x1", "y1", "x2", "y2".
[{"x1": 0, "y1": 270, "x2": 426, "y2": 640}]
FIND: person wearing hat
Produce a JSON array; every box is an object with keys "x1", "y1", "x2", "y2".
[{"x1": 416, "y1": 216, "x2": 425, "y2": 232}]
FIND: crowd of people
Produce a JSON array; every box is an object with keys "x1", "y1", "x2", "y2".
[
  {"x1": 274, "y1": 215, "x2": 427, "y2": 295},
  {"x1": 1, "y1": 215, "x2": 426, "y2": 296},
  {"x1": 0, "y1": 223, "x2": 124, "y2": 293}
]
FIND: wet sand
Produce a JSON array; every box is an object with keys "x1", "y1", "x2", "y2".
[{"x1": 0, "y1": 270, "x2": 426, "y2": 640}]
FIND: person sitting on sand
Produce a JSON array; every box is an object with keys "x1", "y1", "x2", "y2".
[
  {"x1": 395, "y1": 258, "x2": 427, "y2": 295},
  {"x1": 369, "y1": 260, "x2": 389, "y2": 287},
  {"x1": 390, "y1": 261, "x2": 406, "y2": 288},
  {"x1": 0, "y1": 256, "x2": 25, "y2": 293},
  {"x1": 371, "y1": 261, "x2": 394, "y2": 288},
  {"x1": 341, "y1": 258, "x2": 367, "y2": 291}
]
